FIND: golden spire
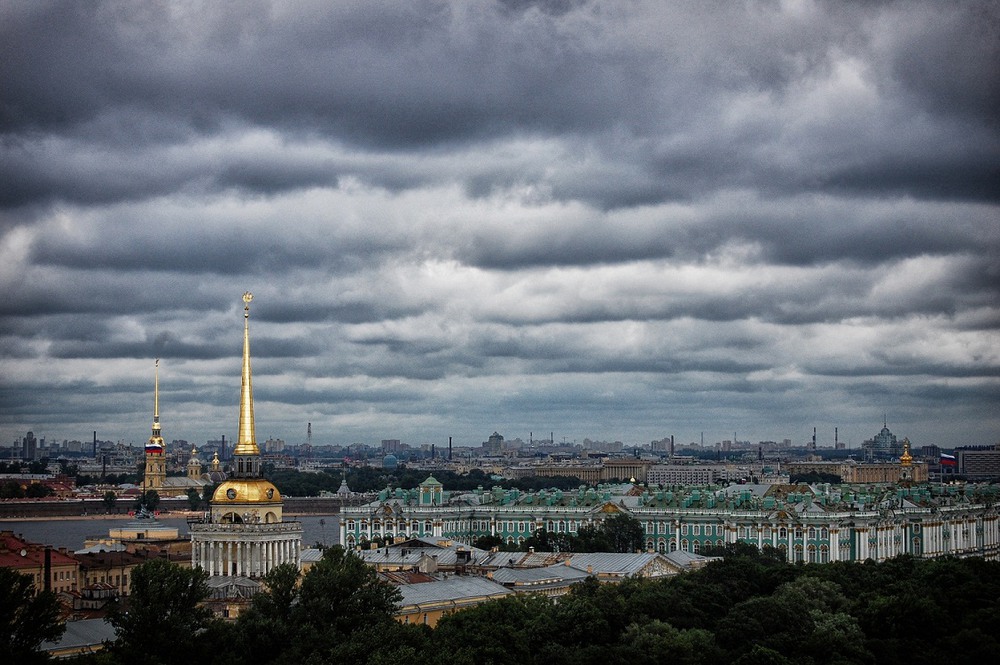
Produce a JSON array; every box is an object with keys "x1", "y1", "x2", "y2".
[
  {"x1": 147, "y1": 359, "x2": 164, "y2": 449},
  {"x1": 234, "y1": 292, "x2": 259, "y2": 456}
]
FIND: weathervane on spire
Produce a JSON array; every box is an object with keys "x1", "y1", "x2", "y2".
[{"x1": 243, "y1": 291, "x2": 253, "y2": 317}]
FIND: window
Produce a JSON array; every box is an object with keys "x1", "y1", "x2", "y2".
[{"x1": 693, "y1": 524, "x2": 701, "y2": 536}]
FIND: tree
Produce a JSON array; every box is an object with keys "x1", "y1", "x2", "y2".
[
  {"x1": 230, "y1": 564, "x2": 301, "y2": 664},
  {"x1": 0, "y1": 568, "x2": 65, "y2": 664},
  {"x1": 25, "y1": 482, "x2": 52, "y2": 498},
  {"x1": 201, "y1": 484, "x2": 217, "y2": 506},
  {"x1": 0, "y1": 480, "x2": 24, "y2": 499},
  {"x1": 135, "y1": 490, "x2": 159, "y2": 512},
  {"x1": 185, "y1": 489, "x2": 201, "y2": 511},
  {"x1": 599, "y1": 513, "x2": 646, "y2": 553},
  {"x1": 280, "y1": 546, "x2": 402, "y2": 663},
  {"x1": 108, "y1": 558, "x2": 216, "y2": 665},
  {"x1": 103, "y1": 491, "x2": 118, "y2": 512}
]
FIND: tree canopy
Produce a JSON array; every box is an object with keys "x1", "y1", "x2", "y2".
[
  {"x1": 60, "y1": 546, "x2": 1000, "y2": 665},
  {"x1": 0, "y1": 568, "x2": 64, "y2": 664}
]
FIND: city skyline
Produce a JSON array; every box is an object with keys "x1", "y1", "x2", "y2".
[{"x1": 2, "y1": 2, "x2": 998, "y2": 451}]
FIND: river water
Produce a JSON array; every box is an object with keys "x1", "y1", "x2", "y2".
[{"x1": 2, "y1": 514, "x2": 341, "y2": 551}]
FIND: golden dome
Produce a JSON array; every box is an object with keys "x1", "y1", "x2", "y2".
[
  {"x1": 900, "y1": 437, "x2": 913, "y2": 467},
  {"x1": 212, "y1": 478, "x2": 281, "y2": 504}
]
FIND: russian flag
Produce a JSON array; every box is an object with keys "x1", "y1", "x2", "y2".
[{"x1": 940, "y1": 453, "x2": 957, "y2": 467}]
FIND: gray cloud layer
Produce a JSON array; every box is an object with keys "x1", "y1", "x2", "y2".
[{"x1": 1, "y1": 1, "x2": 997, "y2": 450}]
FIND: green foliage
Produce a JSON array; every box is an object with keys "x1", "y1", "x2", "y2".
[
  {"x1": 107, "y1": 558, "x2": 216, "y2": 665},
  {"x1": 25, "y1": 482, "x2": 53, "y2": 498},
  {"x1": 0, "y1": 567, "x2": 65, "y2": 664},
  {"x1": 103, "y1": 491, "x2": 118, "y2": 511},
  {"x1": 229, "y1": 564, "x2": 301, "y2": 664},
  {"x1": 264, "y1": 464, "x2": 584, "y2": 496},
  {"x1": 0, "y1": 480, "x2": 25, "y2": 498},
  {"x1": 134, "y1": 490, "x2": 159, "y2": 512},
  {"x1": 85, "y1": 544, "x2": 1000, "y2": 665},
  {"x1": 524, "y1": 513, "x2": 645, "y2": 553}
]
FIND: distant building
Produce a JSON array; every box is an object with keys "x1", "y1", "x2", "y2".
[
  {"x1": 957, "y1": 445, "x2": 1000, "y2": 481},
  {"x1": 787, "y1": 459, "x2": 928, "y2": 484},
  {"x1": 21, "y1": 431, "x2": 38, "y2": 461},
  {"x1": 483, "y1": 432, "x2": 504, "y2": 456},
  {"x1": 862, "y1": 420, "x2": 904, "y2": 461}
]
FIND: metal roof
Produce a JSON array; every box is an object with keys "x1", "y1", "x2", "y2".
[
  {"x1": 397, "y1": 576, "x2": 511, "y2": 607},
  {"x1": 41, "y1": 618, "x2": 116, "y2": 655}
]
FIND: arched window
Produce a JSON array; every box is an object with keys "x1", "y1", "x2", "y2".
[
  {"x1": 808, "y1": 545, "x2": 817, "y2": 563},
  {"x1": 681, "y1": 539, "x2": 689, "y2": 551},
  {"x1": 779, "y1": 527, "x2": 787, "y2": 539}
]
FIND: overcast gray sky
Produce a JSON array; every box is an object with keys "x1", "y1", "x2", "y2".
[{"x1": 1, "y1": 0, "x2": 997, "y2": 452}]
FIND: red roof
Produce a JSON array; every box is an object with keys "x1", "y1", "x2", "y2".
[{"x1": 0, "y1": 530, "x2": 79, "y2": 570}]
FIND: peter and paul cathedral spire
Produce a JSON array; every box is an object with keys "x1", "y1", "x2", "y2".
[{"x1": 144, "y1": 359, "x2": 166, "y2": 492}]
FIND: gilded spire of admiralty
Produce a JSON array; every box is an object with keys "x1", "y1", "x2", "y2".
[{"x1": 234, "y1": 291, "x2": 259, "y2": 456}]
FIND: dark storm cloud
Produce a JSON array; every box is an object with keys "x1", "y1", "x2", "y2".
[
  {"x1": 1, "y1": 1, "x2": 993, "y2": 210},
  {"x1": 1, "y1": 1, "x2": 998, "y2": 450}
]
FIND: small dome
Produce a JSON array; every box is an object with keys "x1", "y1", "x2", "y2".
[{"x1": 382, "y1": 454, "x2": 398, "y2": 470}]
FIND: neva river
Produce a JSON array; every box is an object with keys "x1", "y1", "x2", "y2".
[{"x1": 2, "y1": 514, "x2": 341, "y2": 551}]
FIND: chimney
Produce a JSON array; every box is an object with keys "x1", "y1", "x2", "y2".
[{"x1": 448, "y1": 436, "x2": 453, "y2": 460}]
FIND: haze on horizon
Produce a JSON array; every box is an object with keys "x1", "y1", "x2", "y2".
[{"x1": 1, "y1": 1, "x2": 998, "y2": 452}]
